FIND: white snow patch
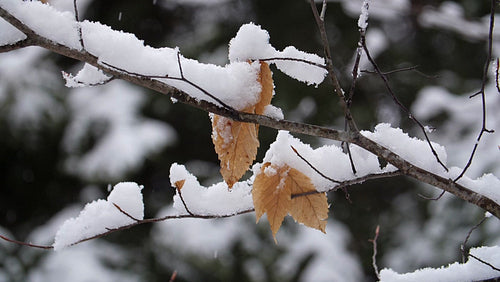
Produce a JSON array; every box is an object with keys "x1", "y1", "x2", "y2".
[
  {"x1": 379, "y1": 246, "x2": 500, "y2": 282},
  {"x1": 169, "y1": 163, "x2": 254, "y2": 215},
  {"x1": 229, "y1": 23, "x2": 327, "y2": 86},
  {"x1": 63, "y1": 63, "x2": 111, "y2": 87},
  {"x1": 53, "y1": 182, "x2": 144, "y2": 250}
]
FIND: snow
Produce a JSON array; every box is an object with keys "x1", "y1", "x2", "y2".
[
  {"x1": 0, "y1": 17, "x2": 26, "y2": 45},
  {"x1": 63, "y1": 63, "x2": 111, "y2": 87},
  {"x1": 1, "y1": 2, "x2": 327, "y2": 112},
  {"x1": 169, "y1": 163, "x2": 254, "y2": 215},
  {"x1": 358, "y1": 0, "x2": 370, "y2": 30},
  {"x1": 379, "y1": 246, "x2": 500, "y2": 282},
  {"x1": 229, "y1": 23, "x2": 327, "y2": 86},
  {"x1": 361, "y1": 123, "x2": 448, "y2": 174},
  {"x1": 0, "y1": 0, "x2": 82, "y2": 49},
  {"x1": 53, "y1": 182, "x2": 144, "y2": 250},
  {"x1": 256, "y1": 130, "x2": 395, "y2": 193},
  {"x1": 63, "y1": 81, "x2": 175, "y2": 180},
  {"x1": 153, "y1": 209, "x2": 363, "y2": 281}
]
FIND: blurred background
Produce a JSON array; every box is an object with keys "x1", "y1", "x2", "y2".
[{"x1": 0, "y1": 0, "x2": 499, "y2": 281}]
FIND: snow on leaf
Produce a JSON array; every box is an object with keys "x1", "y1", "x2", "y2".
[
  {"x1": 288, "y1": 168, "x2": 328, "y2": 233},
  {"x1": 211, "y1": 61, "x2": 273, "y2": 188}
]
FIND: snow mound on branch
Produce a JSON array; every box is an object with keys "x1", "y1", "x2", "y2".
[
  {"x1": 256, "y1": 130, "x2": 395, "y2": 193},
  {"x1": 63, "y1": 63, "x2": 111, "y2": 87},
  {"x1": 0, "y1": 16, "x2": 26, "y2": 45},
  {"x1": 361, "y1": 123, "x2": 448, "y2": 174},
  {"x1": 169, "y1": 163, "x2": 254, "y2": 215},
  {"x1": 53, "y1": 182, "x2": 144, "y2": 250},
  {"x1": 379, "y1": 245, "x2": 500, "y2": 282},
  {"x1": 229, "y1": 23, "x2": 328, "y2": 86}
]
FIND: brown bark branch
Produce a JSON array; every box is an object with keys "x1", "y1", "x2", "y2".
[{"x1": 1, "y1": 4, "x2": 499, "y2": 220}]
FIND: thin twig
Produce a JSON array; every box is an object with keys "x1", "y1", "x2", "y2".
[
  {"x1": 73, "y1": 0, "x2": 85, "y2": 50},
  {"x1": 290, "y1": 145, "x2": 341, "y2": 184},
  {"x1": 454, "y1": 0, "x2": 496, "y2": 182},
  {"x1": 361, "y1": 66, "x2": 439, "y2": 79},
  {"x1": 461, "y1": 216, "x2": 488, "y2": 263},
  {"x1": 291, "y1": 170, "x2": 402, "y2": 198},
  {"x1": 468, "y1": 253, "x2": 500, "y2": 272},
  {"x1": 112, "y1": 203, "x2": 141, "y2": 222},
  {"x1": 258, "y1": 57, "x2": 327, "y2": 70},
  {"x1": 0, "y1": 234, "x2": 53, "y2": 250},
  {"x1": 368, "y1": 225, "x2": 381, "y2": 279},
  {"x1": 169, "y1": 270, "x2": 178, "y2": 282},
  {"x1": 361, "y1": 37, "x2": 449, "y2": 172},
  {"x1": 176, "y1": 187, "x2": 194, "y2": 216},
  {"x1": 308, "y1": 0, "x2": 359, "y2": 133},
  {"x1": 100, "y1": 61, "x2": 235, "y2": 111},
  {"x1": 418, "y1": 190, "x2": 445, "y2": 201},
  {"x1": 496, "y1": 58, "x2": 500, "y2": 94}
]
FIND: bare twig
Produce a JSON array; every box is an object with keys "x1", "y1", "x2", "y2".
[
  {"x1": 0, "y1": 234, "x2": 53, "y2": 250},
  {"x1": 461, "y1": 216, "x2": 488, "y2": 263},
  {"x1": 258, "y1": 57, "x2": 327, "y2": 70},
  {"x1": 496, "y1": 58, "x2": 500, "y2": 94},
  {"x1": 291, "y1": 170, "x2": 402, "y2": 199},
  {"x1": 361, "y1": 37, "x2": 449, "y2": 172},
  {"x1": 454, "y1": 0, "x2": 496, "y2": 182},
  {"x1": 0, "y1": 208, "x2": 256, "y2": 249},
  {"x1": 169, "y1": 270, "x2": 178, "y2": 282},
  {"x1": 73, "y1": 0, "x2": 84, "y2": 50},
  {"x1": 176, "y1": 187, "x2": 194, "y2": 216},
  {"x1": 290, "y1": 145, "x2": 341, "y2": 184},
  {"x1": 468, "y1": 253, "x2": 500, "y2": 272},
  {"x1": 368, "y1": 225, "x2": 381, "y2": 279},
  {"x1": 418, "y1": 190, "x2": 445, "y2": 201},
  {"x1": 361, "y1": 65, "x2": 439, "y2": 79},
  {"x1": 112, "y1": 203, "x2": 141, "y2": 222},
  {"x1": 308, "y1": 0, "x2": 359, "y2": 133}
]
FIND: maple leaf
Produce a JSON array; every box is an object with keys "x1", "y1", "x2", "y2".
[
  {"x1": 252, "y1": 162, "x2": 329, "y2": 241},
  {"x1": 211, "y1": 61, "x2": 273, "y2": 188}
]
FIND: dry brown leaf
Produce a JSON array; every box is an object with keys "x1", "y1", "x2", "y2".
[
  {"x1": 255, "y1": 61, "x2": 273, "y2": 115},
  {"x1": 252, "y1": 163, "x2": 291, "y2": 239},
  {"x1": 288, "y1": 168, "x2": 328, "y2": 233},
  {"x1": 252, "y1": 162, "x2": 329, "y2": 240},
  {"x1": 174, "y1": 179, "x2": 186, "y2": 190},
  {"x1": 211, "y1": 61, "x2": 274, "y2": 188},
  {"x1": 212, "y1": 111, "x2": 259, "y2": 188}
]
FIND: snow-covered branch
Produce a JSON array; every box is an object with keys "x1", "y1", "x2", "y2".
[{"x1": 0, "y1": 1, "x2": 499, "y2": 221}]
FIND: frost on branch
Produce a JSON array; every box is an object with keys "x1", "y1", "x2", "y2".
[{"x1": 53, "y1": 182, "x2": 144, "y2": 250}]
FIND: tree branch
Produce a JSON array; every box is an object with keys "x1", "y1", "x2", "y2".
[{"x1": 1, "y1": 4, "x2": 499, "y2": 219}]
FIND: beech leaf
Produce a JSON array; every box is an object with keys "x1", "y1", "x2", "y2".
[
  {"x1": 252, "y1": 163, "x2": 291, "y2": 240},
  {"x1": 252, "y1": 162, "x2": 329, "y2": 241},
  {"x1": 288, "y1": 168, "x2": 328, "y2": 233},
  {"x1": 211, "y1": 61, "x2": 274, "y2": 187}
]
